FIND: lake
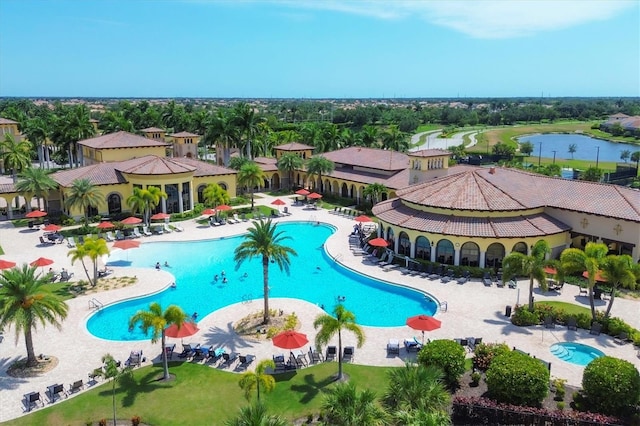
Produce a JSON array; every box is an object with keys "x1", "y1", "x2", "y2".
[{"x1": 518, "y1": 134, "x2": 639, "y2": 163}]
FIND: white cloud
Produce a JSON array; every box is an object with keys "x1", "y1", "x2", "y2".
[{"x1": 278, "y1": 0, "x2": 636, "y2": 39}]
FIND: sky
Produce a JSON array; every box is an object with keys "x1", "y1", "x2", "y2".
[{"x1": 0, "y1": 0, "x2": 638, "y2": 98}]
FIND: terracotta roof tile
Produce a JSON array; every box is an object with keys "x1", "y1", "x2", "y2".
[
  {"x1": 170, "y1": 157, "x2": 237, "y2": 177},
  {"x1": 322, "y1": 147, "x2": 409, "y2": 171},
  {"x1": 275, "y1": 142, "x2": 314, "y2": 151},
  {"x1": 410, "y1": 149, "x2": 451, "y2": 158},
  {"x1": 0, "y1": 117, "x2": 18, "y2": 125},
  {"x1": 52, "y1": 163, "x2": 128, "y2": 187},
  {"x1": 0, "y1": 183, "x2": 17, "y2": 194},
  {"x1": 79, "y1": 131, "x2": 169, "y2": 149},
  {"x1": 170, "y1": 131, "x2": 199, "y2": 137},
  {"x1": 116, "y1": 156, "x2": 196, "y2": 175},
  {"x1": 140, "y1": 127, "x2": 165, "y2": 132}
]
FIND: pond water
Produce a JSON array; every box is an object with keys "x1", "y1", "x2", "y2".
[{"x1": 518, "y1": 134, "x2": 639, "y2": 163}]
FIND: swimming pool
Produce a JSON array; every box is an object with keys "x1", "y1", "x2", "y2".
[
  {"x1": 87, "y1": 222, "x2": 438, "y2": 341},
  {"x1": 549, "y1": 342, "x2": 605, "y2": 366}
]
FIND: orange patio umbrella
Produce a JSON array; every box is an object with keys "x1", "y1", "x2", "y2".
[
  {"x1": 272, "y1": 330, "x2": 309, "y2": 350},
  {"x1": 354, "y1": 215, "x2": 372, "y2": 223},
  {"x1": 0, "y1": 259, "x2": 16, "y2": 270},
  {"x1": 96, "y1": 221, "x2": 115, "y2": 229},
  {"x1": 406, "y1": 314, "x2": 441, "y2": 343},
  {"x1": 113, "y1": 240, "x2": 141, "y2": 250},
  {"x1": 308, "y1": 192, "x2": 322, "y2": 200},
  {"x1": 121, "y1": 216, "x2": 143, "y2": 225},
  {"x1": 42, "y1": 224, "x2": 62, "y2": 232},
  {"x1": 295, "y1": 189, "x2": 310, "y2": 196},
  {"x1": 25, "y1": 210, "x2": 47, "y2": 218},
  {"x1": 150, "y1": 212, "x2": 171, "y2": 221},
  {"x1": 582, "y1": 270, "x2": 607, "y2": 282},
  {"x1": 368, "y1": 237, "x2": 389, "y2": 248}
]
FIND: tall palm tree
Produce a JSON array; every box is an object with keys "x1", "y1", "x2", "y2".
[
  {"x1": 225, "y1": 402, "x2": 288, "y2": 426},
  {"x1": 64, "y1": 178, "x2": 104, "y2": 225},
  {"x1": 207, "y1": 109, "x2": 239, "y2": 166},
  {"x1": 561, "y1": 242, "x2": 608, "y2": 320},
  {"x1": 276, "y1": 153, "x2": 304, "y2": 190},
  {"x1": 233, "y1": 102, "x2": 262, "y2": 160},
  {"x1": 238, "y1": 359, "x2": 276, "y2": 402},
  {"x1": 203, "y1": 183, "x2": 230, "y2": 208},
  {"x1": 234, "y1": 219, "x2": 297, "y2": 324},
  {"x1": 23, "y1": 116, "x2": 50, "y2": 169},
  {"x1": 599, "y1": 254, "x2": 639, "y2": 317},
  {"x1": 0, "y1": 133, "x2": 32, "y2": 183},
  {"x1": 314, "y1": 304, "x2": 365, "y2": 381},
  {"x1": 360, "y1": 125, "x2": 379, "y2": 148},
  {"x1": 61, "y1": 105, "x2": 95, "y2": 167},
  {"x1": 382, "y1": 363, "x2": 451, "y2": 425},
  {"x1": 126, "y1": 186, "x2": 167, "y2": 226},
  {"x1": 363, "y1": 183, "x2": 387, "y2": 207},
  {"x1": 502, "y1": 240, "x2": 551, "y2": 311},
  {"x1": 306, "y1": 156, "x2": 335, "y2": 193},
  {"x1": 68, "y1": 237, "x2": 110, "y2": 286},
  {"x1": 322, "y1": 382, "x2": 387, "y2": 426},
  {"x1": 382, "y1": 125, "x2": 409, "y2": 152},
  {"x1": 0, "y1": 265, "x2": 68, "y2": 366},
  {"x1": 100, "y1": 353, "x2": 133, "y2": 426},
  {"x1": 128, "y1": 302, "x2": 188, "y2": 381},
  {"x1": 15, "y1": 167, "x2": 58, "y2": 211},
  {"x1": 237, "y1": 162, "x2": 265, "y2": 210}
]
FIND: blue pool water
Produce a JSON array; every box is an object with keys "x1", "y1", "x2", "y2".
[
  {"x1": 549, "y1": 342, "x2": 605, "y2": 366},
  {"x1": 87, "y1": 222, "x2": 438, "y2": 341}
]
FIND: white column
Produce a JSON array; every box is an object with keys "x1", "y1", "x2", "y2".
[
  {"x1": 177, "y1": 186, "x2": 184, "y2": 214},
  {"x1": 189, "y1": 182, "x2": 194, "y2": 211},
  {"x1": 479, "y1": 251, "x2": 486, "y2": 268},
  {"x1": 454, "y1": 248, "x2": 461, "y2": 266}
]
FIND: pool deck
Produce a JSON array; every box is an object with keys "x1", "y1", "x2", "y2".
[{"x1": 1, "y1": 194, "x2": 639, "y2": 422}]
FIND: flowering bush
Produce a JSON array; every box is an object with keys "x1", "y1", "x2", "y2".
[{"x1": 472, "y1": 342, "x2": 510, "y2": 371}]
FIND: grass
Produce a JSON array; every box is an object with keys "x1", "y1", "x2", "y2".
[
  {"x1": 2, "y1": 361, "x2": 392, "y2": 426},
  {"x1": 0, "y1": 245, "x2": 4, "y2": 255},
  {"x1": 534, "y1": 301, "x2": 590, "y2": 317}
]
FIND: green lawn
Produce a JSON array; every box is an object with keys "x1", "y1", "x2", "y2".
[
  {"x1": 534, "y1": 301, "x2": 590, "y2": 316},
  {"x1": 2, "y1": 362, "x2": 392, "y2": 426}
]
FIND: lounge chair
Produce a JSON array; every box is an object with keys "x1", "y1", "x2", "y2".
[
  {"x1": 342, "y1": 346, "x2": 354, "y2": 363},
  {"x1": 23, "y1": 391, "x2": 43, "y2": 412},
  {"x1": 308, "y1": 348, "x2": 323, "y2": 364},
  {"x1": 237, "y1": 355, "x2": 254, "y2": 370},
  {"x1": 614, "y1": 332, "x2": 630, "y2": 345},
  {"x1": 273, "y1": 354, "x2": 286, "y2": 372},
  {"x1": 410, "y1": 264, "x2": 423, "y2": 277},
  {"x1": 141, "y1": 226, "x2": 152, "y2": 236},
  {"x1": 97, "y1": 267, "x2": 113, "y2": 278},
  {"x1": 152, "y1": 225, "x2": 164, "y2": 234},
  {"x1": 173, "y1": 224, "x2": 184, "y2": 232},
  {"x1": 46, "y1": 383, "x2": 66, "y2": 403},
  {"x1": 468, "y1": 337, "x2": 482, "y2": 351},
  {"x1": 60, "y1": 270, "x2": 74, "y2": 282},
  {"x1": 482, "y1": 272, "x2": 492, "y2": 286},
  {"x1": 178, "y1": 343, "x2": 199, "y2": 358},
  {"x1": 39, "y1": 236, "x2": 54, "y2": 246},
  {"x1": 67, "y1": 236, "x2": 76, "y2": 248},
  {"x1": 579, "y1": 285, "x2": 588, "y2": 296},
  {"x1": 440, "y1": 269, "x2": 455, "y2": 283},
  {"x1": 589, "y1": 322, "x2": 602, "y2": 336},
  {"x1": 67, "y1": 380, "x2": 84, "y2": 395},
  {"x1": 132, "y1": 228, "x2": 142, "y2": 238},
  {"x1": 222, "y1": 352, "x2": 238, "y2": 367},
  {"x1": 77, "y1": 235, "x2": 85, "y2": 244},
  {"x1": 192, "y1": 346, "x2": 207, "y2": 361},
  {"x1": 233, "y1": 213, "x2": 242, "y2": 223},
  {"x1": 387, "y1": 339, "x2": 400, "y2": 355},
  {"x1": 163, "y1": 224, "x2": 172, "y2": 233},
  {"x1": 164, "y1": 343, "x2": 176, "y2": 359},
  {"x1": 283, "y1": 207, "x2": 291, "y2": 216},
  {"x1": 325, "y1": 346, "x2": 337, "y2": 362},
  {"x1": 105, "y1": 232, "x2": 115, "y2": 242},
  {"x1": 428, "y1": 265, "x2": 442, "y2": 280},
  {"x1": 544, "y1": 315, "x2": 556, "y2": 329},
  {"x1": 508, "y1": 279, "x2": 518, "y2": 289},
  {"x1": 566, "y1": 317, "x2": 577, "y2": 330},
  {"x1": 126, "y1": 350, "x2": 143, "y2": 367},
  {"x1": 404, "y1": 338, "x2": 422, "y2": 352},
  {"x1": 210, "y1": 217, "x2": 221, "y2": 226},
  {"x1": 457, "y1": 270, "x2": 471, "y2": 284}
]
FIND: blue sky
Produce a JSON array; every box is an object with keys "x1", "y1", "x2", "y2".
[{"x1": 0, "y1": 0, "x2": 638, "y2": 98}]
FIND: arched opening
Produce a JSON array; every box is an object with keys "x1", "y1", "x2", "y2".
[
  {"x1": 186, "y1": 152, "x2": 193, "y2": 158},
  {"x1": 436, "y1": 240, "x2": 454, "y2": 265},
  {"x1": 272, "y1": 173, "x2": 281, "y2": 190},
  {"x1": 107, "y1": 193, "x2": 122, "y2": 215},
  {"x1": 164, "y1": 184, "x2": 179, "y2": 214},
  {"x1": 486, "y1": 243, "x2": 506, "y2": 268},
  {"x1": 512, "y1": 242, "x2": 528, "y2": 255},
  {"x1": 460, "y1": 242, "x2": 480, "y2": 267},
  {"x1": 341, "y1": 182, "x2": 348, "y2": 197},
  {"x1": 87, "y1": 205, "x2": 98, "y2": 218},
  {"x1": 197, "y1": 184, "x2": 207, "y2": 204},
  {"x1": 386, "y1": 227, "x2": 395, "y2": 247},
  {"x1": 415, "y1": 236, "x2": 431, "y2": 260},
  {"x1": 398, "y1": 232, "x2": 410, "y2": 256},
  {"x1": 218, "y1": 182, "x2": 227, "y2": 191}
]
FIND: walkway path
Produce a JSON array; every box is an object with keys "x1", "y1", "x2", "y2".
[
  {"x1": 411, "y1": 129, "x2": 479, "y2": 151},
  {"x1": 0, "y1": 194, "x2": 638, "y2": 421}
]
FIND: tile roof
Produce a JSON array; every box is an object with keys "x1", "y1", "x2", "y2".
[
  {"x1": 373, "y1": 198, "x2": 571, "y2": 238},
  {"x1": 140, "y1": 127, "x2": 165, "y2": 132},
  {"x1": 52, "y1": 163, "x2": 129, "y2": 187},
  {"x1": 116, "y1": 156, "x2": 196, "y2": 175},
  {"x1": 0, "y1": 117, "x2": 18, "y2": 125},
  {"x1": 170, "y1": 131, "x2": 199, "y2": 137},
  {"x1": 170, "y1": 157, "x2": 237, "y2": 177},
  {"x1": 322, "y1": 147, "x2": 409, "y2": 171},
  {"x1": 275, "y1": 142, "x2": 314, "y2": 151},
  {"x1": 410, "y1": 149, "x2": 451, "y2": 158},
  {"x1": 0, "y1": 183, "x2": 17, "y2": 194},
  {"x1": 328, "y1": 168, "x2": 410, "y2": 190},
  {"x1": 78, "y1": 131, "x2": 169, "y2": 149},
  {"x1": 394, "y1": 167, "x2": 640, "y2": 222}
]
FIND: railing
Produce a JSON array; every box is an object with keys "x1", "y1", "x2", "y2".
[
  {"x1": 440, "y1": 301, "x2": 448, "y2": 312},
  {"x1": 88, "y1": 298, "x2": 103, "y2": 310}
]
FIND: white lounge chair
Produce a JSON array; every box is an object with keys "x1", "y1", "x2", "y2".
[
  {"x1": 132, "y1": 228, "x2": 142, "y2": 238},
  {"x1": 163, "y1": 224, "x2": 172, "y2": 233},
  {"x1": 173, "y1": 224, "x2": 184, "y2": 232},
  {"x1": 141, "y1": 226, "x2": 152, "y2": 236},
  {"x1": 105, "y1": 232, "x2": 115, "y2": 242},
  {"x1": 226, "y1": 215, "x2": 237, "y2": 224},
  {"x1": 67, "y1": 236, "x2": 76, "y2": 248}
]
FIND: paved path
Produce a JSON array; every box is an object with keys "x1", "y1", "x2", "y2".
[
  {"x1": 0, "y1": 194, "x2": 638, "y2": 422},
  {"x1": 411, "y1": 130, "x2": 479, "y2": 151}
]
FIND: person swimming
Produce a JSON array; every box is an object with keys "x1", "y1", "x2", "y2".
[
  {"x1": 214, "y1": 274, "x2": 219, "y2": 281},
  {"x1": 222, "y1": 277, "x2": 228, "y2": 284},
  {"x1": 192, "y1": 312, "x2": 198, "y2": 321},
  {"x1": 243, "y1": 272, "x2": 248, "y2": 278},
  {"x1": 155, "y1": 262, "x2": 161, "y2": 270},
  {"x1": 164, "y1": 261, "x2": 170, "y2": 267},
  {"x1": 221, "y1": 270, "x2": 226, "y2": 276}
]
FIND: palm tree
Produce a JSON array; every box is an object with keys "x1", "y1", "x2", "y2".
[
  {"x1": 61, "y1": 105, "x2": 95, "y2": 167},
  {"x1": 322, "y1": 382, "x2": 387, "y2": 426},
  {"x1": 599, "y1": 254, "x2": 639, "y2": 317},
  {"x1": 314, "y1": 304, "x2": 365, "y2": 381},
  {"x1": 361, "y1": 125, "x2": 379, "y2": 148},
  {"x1": 207, "y1": 109, "x2": 239, "y2": 166},
  {"x1": 225, "y1": 402, "x2": 288, "y2": 426},
  {"x1": 561, "y1": 242, "x2": 608, "y2": 320},
  {"x1": 99, "y1": 353, "x2": 133, "y2": 426},
  {"x1": 126, "y1": 186, "x2": 167, "y2": 226},
  {"x1": 23, "y1": 116, "x2": 50, "y2": 169},
  {"x1": 128, "y1": 302, "x2": 188, "y2": 381},
  {"x1": 203, "y1": 183, "x2": 230, "y2": 208},
  {"x1": 363, "y1": 183, "x2": 387, "y2": 207},
  {"x1": 238, "y1": 359, "x2": 276, "y2": 402},
  {"x1": 237, "y1": 162, "x2": 265, "y2": 210},
  {"x1": 15, "y1": 167, "x2": 58, "y2": 211},
  {"x1": 234, "y1": 219, "x2": 297, "y2": 324},
  {"x1": 276, "y1": 153, "x2": 303, "y2": 190},
  {"x1": 568, "y1": 143, "x2": 577, "y2": 159},
  {"x1": 382, "y1": 363, "x2": 451, "y2": 425},
  {"x1": 0, "y1": 133, "x2": 32, "y2": 183},
  {"x1": 68, "y1": 237, "x2": 110, "y2": 286},
  {"x1": 233, "y1": 102, "x2": 263, "y2": 160},
  {"x1": 306, "y1": 156, "x2": 335, "y2": 193},
  {"x1": 0, "y1": 265, "x2": 68, "y2": 366},
  {"x1": 502, "y1": 240, "x2": 551, "y2": 311},
  {"x1": 64, "y1": 178, "x2": 104, "y2": 225},
  {"x1": 382, "y1": 125, "x2": 409, "y2": 152}
]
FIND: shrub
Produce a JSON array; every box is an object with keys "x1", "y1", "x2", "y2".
[
  {"x1": 582, "y1": 356, "x2": 640, "y2": 415},
  {"x1": 485, "y1": 350, "x2": 549, "y2": 406},
  {"x1": 510, "y1": 305, "x2": 539, "y2": 326},
  {"x1": 417, "y1": 339, "x2": 466, "y2": 387},
  {"x1": 470, "y1": 372, "x2": 481, "y2": 387},
  {"x1": 131, "y1": 415, "x2": 141, "y2": 426},
  {"x1": 473, "y1": 342, "x2": 510, "y2": 371}
]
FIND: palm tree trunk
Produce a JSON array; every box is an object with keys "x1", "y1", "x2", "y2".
[
  {"x1": 256, "y1": 377, "x2": 261, "y2": 402},
  {"x1": 337, "y1": 329, "x2": 343, "y2": 380},
  {"x1": 604, "y1": 291, "x2": 615, "y2": 317},
  {"x1": 25, "y1": 327, "x2": 37, "y2": 366},
  {"x1": 262, "y1": 256, "x2": 270, "y2": 324},
  {"x1": 80, "y1": 258, "x2": 93, "y2": 286},
  {"x1": 161, "y1": 332, "x2": 170, "y2": 380},
  {"x1": 528, "y1": 276, "x2": 535, "y2": 311},
  {"x1": 92, "y1": 258, "x2": 99, "y2": 287},
  {"x1": 112, "y1": 379, "x2": 117, "y2": 426},
  {"x1": 588, "y1": 288, "x2": 596, "y2": 320}
]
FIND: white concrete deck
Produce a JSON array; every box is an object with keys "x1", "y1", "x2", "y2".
[{"x1": 0, "y1": 194, "x2": 638, "y2": 422}]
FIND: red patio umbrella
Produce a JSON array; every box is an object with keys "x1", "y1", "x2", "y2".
[
  {"x1": 113, "y1": 240, "x2": 141, "y2": 250},
  {"x1": 582, "y1": 270, "x2": 607, "y2": 282},
  {"x1": 121, "y1": 216, "x2": 143, "y2": 225},
  {"x1": 0, "y1": 259, "x2": 16, "y2": 270},
  {"x1": 215, "y1": 205, "x2": 232, "y2": 212},
  {"x1": 25, "y1": 210, "x2": 47, "y2": 218},
  {"x1": 272, "y1": 330, "x2": 309, "y2": 350},
  {"x1": 354, "y1": 215, "x2": 372, "y2": 223},
  {"x1": 202, "y1": 208, "x2": 216, "y2": 216},
  {"x1": 150, "y1": 212, "x2": 171, "y2": 221},
  {"x1": 30, "y1": 257, "x2": 54, "y2": 268},
  {"x1": 307, "y1": 192, "x2": 322, "y2": 200},
  {"x1": 96, "y1": 221, "x2": 115, "y2": 229},
  {"x1": 42, "y1": 224, "x2": 62, "y2": 232},
  {"x1": 543, "y1": 267, "x2": 557, "y2": 275},
  {"x1": 406, "y1": 314, "x2": 442, "y2": 343},
  {"x1": 271, "y1": 199, "x2": 286, "y2": 206},
  {"x1": 165, "y1": 322, "x2": 200, "y2": 339},
  {"x1": 295, "y1": 189, "x2": 310, "y2": 196},
  {"x1": 368, "y1": 237, "x2": 389, "y2": 248}
]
